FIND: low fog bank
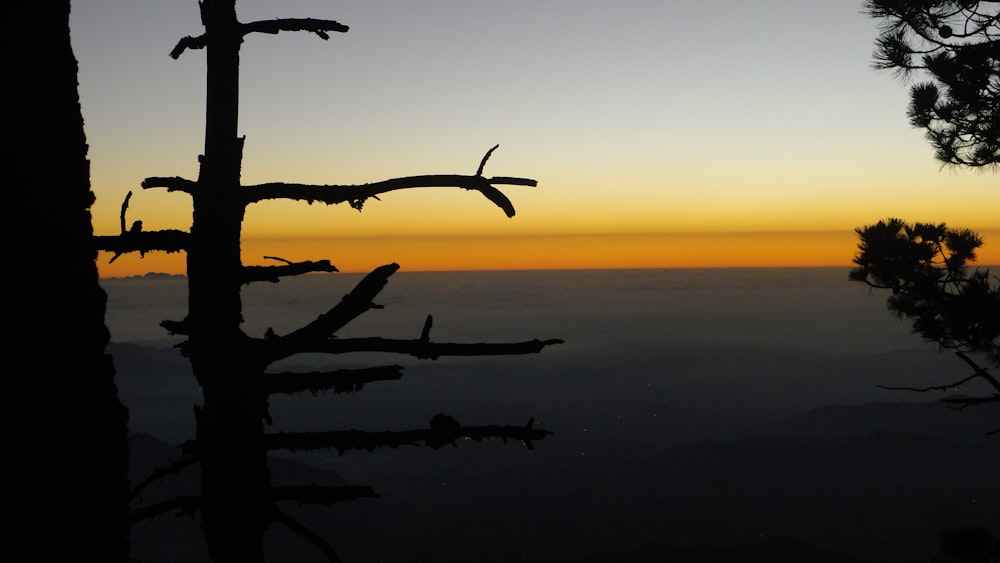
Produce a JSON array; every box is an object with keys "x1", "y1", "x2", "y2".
[
  {"x1": 108, "y1": 268, "x2": 992, "y2": 446},
  {"x1": 106, "y1": 269, "x2": 998, "y2": 562}
]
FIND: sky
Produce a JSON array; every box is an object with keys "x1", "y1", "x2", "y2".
[{"x1": 70, "y1": 0, "x2": 999, "y2": 277}]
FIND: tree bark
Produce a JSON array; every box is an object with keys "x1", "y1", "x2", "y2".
[
  {"x1": 10, "y1": 2, "x2": 129, "y2": 561},
  {"x1": 188, "y1": 2, "x2": 270, "y2": 561}
]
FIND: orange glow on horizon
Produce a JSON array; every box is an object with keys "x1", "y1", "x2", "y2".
[{"x1": 96, "y1": 229, "x2": 1000, "y2": 278}]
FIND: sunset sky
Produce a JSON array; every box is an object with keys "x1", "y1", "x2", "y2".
[{"x1": 71, "y1": 1, "x2": 999, "y2": 277}]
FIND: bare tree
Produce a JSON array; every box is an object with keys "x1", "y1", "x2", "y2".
[
  {"x1": 11, "y1": 2, "x2": 130, "y2": 561},
  {"x1": 95, "y1": 2, "x2": 560, "y2": 562}
]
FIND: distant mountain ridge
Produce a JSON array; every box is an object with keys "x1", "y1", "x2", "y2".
[
  {"x1": 567, "y1": 536, "x2": 869, "y2": 563},
  {"x1": 126, "y1": 399, "x2": 999, "y2": 563},
  {"x1": 744, "y1": 400, "x2": 998, "y2": 443}
]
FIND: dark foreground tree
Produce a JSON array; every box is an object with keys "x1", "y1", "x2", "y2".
[
  {"x1": 858, "y1": 2, "x2": 1000, "y2": 434},
  {"x1": 94, "y1": 2, "x2": 560, "y2": 562},
  {"x1": 850, "y1": 219, "x2": 1000, "y2": 414},
  {"x1": 862, "y1": 0, "x2": 999, "y2": 169},
  {"x1": 11, "y1": 2, "x2": 130, "y2": 561}
]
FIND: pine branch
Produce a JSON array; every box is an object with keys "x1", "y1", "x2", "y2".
[
  {"x1": 955, "y1": 350, "x2": 1000, "y2": 393},
  {"x1": 940, "y1": 394, "x2": 1000, "y2": 436},
  {"x1": 877, "y1": 372, "x2": 982, "y2": 393},
  {"x1": 876, "y1": 351, "x2": 1000, "y2": 397}
]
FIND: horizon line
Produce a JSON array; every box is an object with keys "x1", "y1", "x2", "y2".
[{"x1": 98, "y1": 263, "x2": 1000, "y2": 281}]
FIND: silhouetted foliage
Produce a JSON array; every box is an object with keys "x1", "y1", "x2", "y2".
[
  {"x1": 92, "y1": 1, "x2": 559, "y2": 561},
  {"x1": 859, "y1": 3, "x2": 999, "y2": 437},
  {"x1": 850, "y1": 218, "x2": 999, "y2": 429},
  {"x1": 850, "y1": 219, "x2": 999, "y2": 362},
  {"x1": 11, "y1": 2, "x2": 130, "y2": 561},
  {"x1": 863, "y1": 0, "x2": 999, "y2": 168}
]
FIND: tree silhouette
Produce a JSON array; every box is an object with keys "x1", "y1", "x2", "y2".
[
  {"x1": 850, "y1": 219, "x2": 1000, "y2": 412},
  {"x1": 11, "y1": 2, "x2": 130, "y2": 562},
  {"x1": 94, "y1": 2, "x2": 560, "y2": 561},
  {"x1": 862, "y1": 0, "x2": 999, "y2": 168},
  {"x1": 858, "y1": 2, "x2": 999, "y2": 434}
]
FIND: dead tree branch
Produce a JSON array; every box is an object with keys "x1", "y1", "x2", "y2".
[
  {"x1": 265, "y1": 415, "x2": 550, "y2": 454},
  {"x1": 270, "y1": 508, "x2": 342, "y2": 563},
  {"x1": 95, "y1": 230, "x2": 190, "y2": 261},
  {"x1": 263, "y1": 365, "x2": 405, "y2": 396},
  {"x1": 242, "y1": 258, "x2": 338, "y2": 284},
  {"x1": 241, "y1": 145, "x2": 524, "y2": 213},
  {"x1": 269, "y1": 484, "x2": 386, "y2": 563},
  {"x1": 242, "y1": 18, "x2": 349, "y2": 40},
  {"x1": 242, "y1": 175, "x2": 536, "y2": 218},
  {"x1": 477, "y1": 144, "x2": 500, "y2": 175},
  {"x1": 252, "y1": 260, "x2": 552, "y2": 372},
  {"x1": 169, "y1": 35, "x2": 207, "y2": 59},
  {"x1": 141, "y1": 176, "x2": 199, "y2": 195},
  {"x1": 170, "y1": 16, "x2": 347, "y2": 59},
  {"x1": 260, "y1": 261, "x2": 561, "y2": 363},
  {"x1": 265, "y1": 263, "x2": 399, "y2": 353},
  {"x1": 420, "y1": 315, "x2": 433, "y2": 341},
  {"x1": 130, "y1": 453, "x2": 199, "y2": 502},
  {"x1": 95, "y1": 189, "x2": 189, "y2": 262},
  {"x1": 130, "y1": 495, "x2": 201, "y2": 524},
  {"x1": 160, "y1": 318, "x2": 190, "y2": 337},
  {"x1": 119, "y1": 191, "x2": 132, "y2": 234},
  {"x1": 290, "y1": 336, "x2": 564, "y2": 361}
]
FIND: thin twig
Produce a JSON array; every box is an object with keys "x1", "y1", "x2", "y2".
[
  {"x1": 119, "y1": 191, "x2": 132, "y2": 234},
  {"x1": 477, "y1": 144, "x2": 500, "y2": 176},
  {"x1": 877, "y1": 373, "x2": 981, "y2": 393}
]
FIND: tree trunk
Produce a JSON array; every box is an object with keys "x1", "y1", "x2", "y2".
[
  {"x1": 190, "y1": 2, "x2": 270, "y2": 561},
  {"x1": 10, "y1": 2, "x2": 129, "y2": 561}
]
